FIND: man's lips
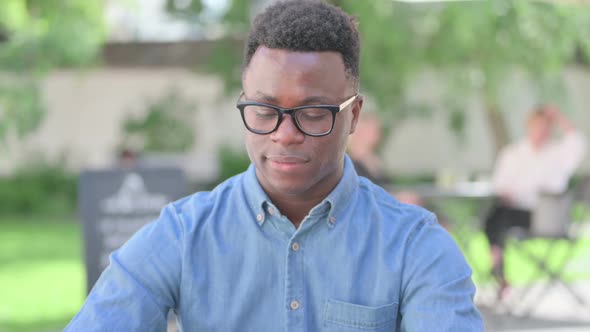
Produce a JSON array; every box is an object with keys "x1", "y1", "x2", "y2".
[
  {"x1": 265, "y1": 154, "x2": 309, "y2": 171},
  {"x1": 266, "y1": 155, "x2": 308, "y2": 163}
]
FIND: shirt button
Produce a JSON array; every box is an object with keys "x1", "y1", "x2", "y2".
[
  {"x1": 291, "y1": 242, "x2": 300, "y2": 252},
  {"x1": 329, "y1": 216, "x2": 336, "y2": 224},
  {"x1": 256, "y1": 214, "x2": 263, "y2": 222},
  {"x1": 290, "y1": 300, "x2": 300, "y2": 310},
  {"x1": 268, "y1": 207, "x2": 275, "y2": 215}
]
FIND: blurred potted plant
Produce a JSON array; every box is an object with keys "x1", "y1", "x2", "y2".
[
  {"x1": 121, "y1": 89, "x2": 197, "y2": 168},
  {"x1": 217, "y1": 144, "x2": 251, "y2": 182}
]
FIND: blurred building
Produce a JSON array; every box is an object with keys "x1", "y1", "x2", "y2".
[{"x1": 0, "y1": 0, "x2": 589, "y2": 182}]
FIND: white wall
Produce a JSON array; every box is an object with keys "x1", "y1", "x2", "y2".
[
  {"x1": 0, "y1": 68, "x2": 244, "y2": 180},
  {"x1": 383, "y1": 66, "x2": 590, "y2": 177},
  {"x1": 1, "y1": 66, "x2": 589, "y2": 181}
]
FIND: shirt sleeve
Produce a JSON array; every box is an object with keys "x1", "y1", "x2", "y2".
[
  {"x1": 556, "y1": 131, "x2": 586, "y2": 172},
  {"x1": 399, "y1": 215, "x2": 483, "y2": 331},
  {"x1": 539, "y1": 131, "x2": 587, "y2": 193},
  {"x1": 65, "y1": 204, "x2": 184, "y2": 332}
]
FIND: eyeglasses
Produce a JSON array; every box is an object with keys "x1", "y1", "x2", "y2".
[{"x1": 236, "y1": 93, "x2": 358, "y2": 137}]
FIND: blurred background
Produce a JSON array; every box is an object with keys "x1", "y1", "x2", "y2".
[{"x1": 1, "y1": 0, "x2": 590, "y2": 331}]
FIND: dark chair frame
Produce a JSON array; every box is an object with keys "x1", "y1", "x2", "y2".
[{"x1": 504, "y1": 182, "x2": 590, "y2": 316}]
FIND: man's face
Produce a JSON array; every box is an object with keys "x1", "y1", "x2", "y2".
[
  {"x1": 242, "y1": 46, "x2": 362, "y2": 198},
  {"x1": 527, "y1": 116, "x2": 552, "y2": 148}
]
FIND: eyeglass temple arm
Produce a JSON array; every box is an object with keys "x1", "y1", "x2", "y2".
[{"x1": 339, "y1": 94, "x2": 359, "y2": 111}]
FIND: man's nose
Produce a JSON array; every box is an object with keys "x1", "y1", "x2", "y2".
[{"x1": 270, "y1": 115, "x2": 305, "y2": 145}]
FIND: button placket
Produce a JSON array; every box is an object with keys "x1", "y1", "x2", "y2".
[{"x1": 285, "y1": 237, "x2": 304, "y2": 330}]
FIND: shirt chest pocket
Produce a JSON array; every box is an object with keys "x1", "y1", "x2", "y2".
[{"x1": 323, "y1": 299, "x2": 398, "y2": 331}]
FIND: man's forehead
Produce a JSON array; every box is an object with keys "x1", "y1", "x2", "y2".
[
  {"x1": 248, "y1": 46, "x2": 345, "y2": 70},
  {"x1": 248, "y1": 90, "x2": 335, "y2": 104},
  {"x1": 243, "y1": 47, "x2": 352, "y2": 90}
]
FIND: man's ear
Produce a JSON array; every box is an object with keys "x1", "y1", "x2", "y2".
[{"x1": 349, "y1": 95, "x2": 364, "y2": 135}]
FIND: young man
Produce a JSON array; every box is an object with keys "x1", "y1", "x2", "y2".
[
  {"x1": 66, "y1": 1, "x2": 482, "y2": 330},
  {"x1": 484, "y1": 105, "x2": 586, "y2": 296}
]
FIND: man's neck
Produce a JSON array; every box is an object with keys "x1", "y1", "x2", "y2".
[
  {"x1": 255, "y1": 159, "x2": 346, "y2": 228},
  {"x1": 527, "y1": 138, "x2": 547, "y2": 152},
  {"x1": 270, "y1": 196, "x2": 323, "y2": 229},
  {"x1": 263, "y1": 179, "x2": 339, "y2": 229}
]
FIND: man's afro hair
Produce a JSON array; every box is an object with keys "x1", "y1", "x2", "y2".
[{"x1": 244, "y1": 0, "x2": 360, "y2": 80}]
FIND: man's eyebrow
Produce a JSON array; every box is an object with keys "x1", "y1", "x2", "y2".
[
  {"x1": 252, "y1": 91, "x2": 278, "y2": 103},
  {"x1": 252, "y1": 91, "x2": 335, "y2": 105},
  {"x1": 300, "y1": 96, "x2": 335, "y2": 105}
]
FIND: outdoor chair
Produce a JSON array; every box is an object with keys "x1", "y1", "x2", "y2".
[
  {"x1": 574, "y1": 175, "x2": 590, "y2": 206},
  {"x1": 504, "y1": 189, "x2": 589, "y2": 316}
]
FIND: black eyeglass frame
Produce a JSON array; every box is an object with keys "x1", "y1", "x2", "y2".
[{"x1": 236, "y1": 93, "x2": 359, "y2": 137}]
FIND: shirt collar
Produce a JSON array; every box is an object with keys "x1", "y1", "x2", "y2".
[
  {"x1": 242, "y1": 154, "x2": 359, "y2": 227},
  {"x1": 243, "y1": 163, "x2": 271, "y2": 226},
  {"x1": 321, "y1": 154, "x2": 359, "y2": 227}
]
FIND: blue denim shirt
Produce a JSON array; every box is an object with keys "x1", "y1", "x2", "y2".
[{"x1": 66, "y1": 156, "x2": 483, "y2": 331}]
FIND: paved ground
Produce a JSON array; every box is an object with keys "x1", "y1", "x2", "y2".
[{"x1": 477, "y1": 281, "x2": 590, "y2": 331}]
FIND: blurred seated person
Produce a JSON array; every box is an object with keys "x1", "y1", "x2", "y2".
[
  {"x1": 484, "y1": 105, "x2": 586, "y2": 296},
  {"x1": 348, "y1": 113, "x2": 443, "y2": 218},
  {"x1": 347, "y1": 112, "x2": 392, "y2": 187},
  {"x1": 118, "y1": 148, "x2": 139, "y2": 170}
]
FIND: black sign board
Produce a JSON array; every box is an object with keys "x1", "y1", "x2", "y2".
[{"x1": 79, "y1": 168, "x2": 188, "y2": 293}]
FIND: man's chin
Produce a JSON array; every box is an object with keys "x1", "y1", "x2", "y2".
[
  {"x1": 267, "y1": 180, "x2": 310, "y2": 197},
  {"x1": 279, "y1": 184, "x2": 307, "y2": 195},
  {"x1": 256, "y1": 167, "x2": 315, "y2": 196}
]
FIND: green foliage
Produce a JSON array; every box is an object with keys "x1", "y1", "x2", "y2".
[
  {"x1": 334, "y1": 0, "x2": 590, "y2": 142},
  {"x1": 159, "y1": 0, "x2": 251, "y2": 95},
  {"x1": 0, "y1": 161, "x2": 77, "y2": 216},
  {"x1": 207, "y1": 38, "x2": 244, "y2": 92},
  {"x1": 217, "y1": 144, "x2": 251, "y2": 182},
  {"x1": 223, "y1": 0, "x2": 252, "y2": 29},
  {"x1": 111, "y1": 0, "x2": 590, "y2": 151},
  {"x1": 0, "y1": 79, "x2": 44, "y2": 140},
  {"x1": 189, "y1": 0, "x2": 590, "y2": 150},
  {"x1": 0, "y1": 0, "x2": 107, "y2": 142},
  {"x1": 122, "y1": 90, "x2": 198, "y2": 153},
  {"x1": 165, "y1": 0, "x2": 204, "y2": 20},
  {"x1": 0, "y1": 0, "x2": 106, "y2": 71}
]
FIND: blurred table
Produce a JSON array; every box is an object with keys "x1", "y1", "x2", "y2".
[
  {"x1": 396, "y1": 180, "x2": 495, "y2": 200},
  {"x1": 392, "y1": 180, "x2": 496, "y2": 231}
]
